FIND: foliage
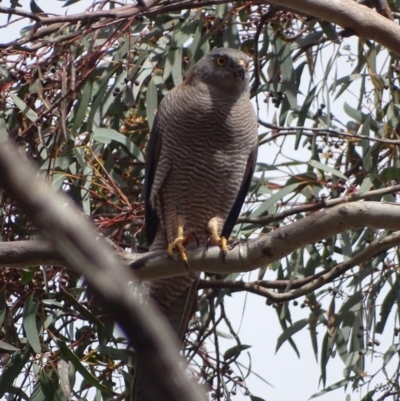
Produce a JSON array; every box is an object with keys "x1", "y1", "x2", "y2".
[{"x1": 1, "y1": 0, "x2": 400, "y2": 400}]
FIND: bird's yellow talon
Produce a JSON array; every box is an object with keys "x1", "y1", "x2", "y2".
[
  {"x1": 208, "y1": 217, "x2": 229, "y2": 255},
  {"x1": 167, "y1": 236, "x2": 188, "y2": 261},
  {"x1": 220, "y1": 236, "x2": 228, "y2": 253}
]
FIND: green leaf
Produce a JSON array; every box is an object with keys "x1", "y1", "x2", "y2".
[
  {"x1": 62, "y1": 0, "x2": 82, "y2": 7},
  {"x1": 30, "y1": 0, "x2": 44, "y2": 13},
  {"x1": 309, "y1": 322, "x2": 318, "y2": 362},
  {"x1": 250, "y1": 396, "x2": 266, "y2": 401},
  {"x1": 295, "y1": 85, "x2": 317, "y2": 149},
  {"x1": 57, "y1": 340, "x2": 107, "y2": 392},
  {"x1": 383, "y1": 343, "x2": 399, "y2": 366},
  {"x1": 86, "y1": 65, "x2": 117, "y2": 130},
  {"x1": 216, "y1": 331, "x2": 233, "y2": 339},
  {"x1": 146, "y1": 78, "x2": 158, "y2": 131},
  {"x1": 343, "y1": 351, "x2": 361, "y2": 377},
  {"x1": 0, "y1": 346, "x2": 31, "y2": 398},
  {"x1": 310, "y1": 376, "x2": 357, "y2": 398},
  {"x1": 343, "y1": 102, "x2": 380, "y2": 132},
  {"x1": 20, "y1": 268, "x2": 36, "y2": 285},
  {"x1": 96, "y1": 346, "x2": 133, "y2": 364},
  {"x1": 223, "y1": 344, "x2": 251, "y2": 360},
  {"x1": 376, "y1": 286, "x2": 395, "y2": 334},
  {"x1": 57, "y1": 358, "x2": 71, "y2": 397},
  {"x1": 319, "y1": 21, "x2": 338, "y2": 41},
  {"x1": 274, "y1": 37, "x2": 297, "y2": 109},
  {"x1": 252, "y1": 182, "x2": 301, "y2": 216},
  {"x1": 276, "y1": 319, "x2": 308, "y2": 353},
  {"x1": 320, "y1": 332, "x2": 330, "y2": 387},
  {"x1": 308, "y1": 159, "x2": 348, "y2": 181},
  {"x1": 40, "y1": 369, "x2": 65, "y2": 401},
  {"x1": 336, "y1": 291, "x2": 362, "y2": 325},
  {"x1": 285, "y1": 172, "x2": 318, "y2": 186},
  {"x1": 171, "y1": 47, "x2": 183, "y2": 87},
  {"x1": 10, "y1": 93, "x2": 38, "y2": 122},
  {"x1": 71, "y1": 79, "x2": 93, "y2": 133},
  {"x1": 92, "y1": 128, "x2": 144, "y2": 162},
  {"x1": 23, "y1": 293, "x2": 41, "y2": 354},
  {"x1": 61, "y1": 287, "x2": 103, "y2": 327},
  {"x1": 1, "y1": 385, "x2": 29, "y2": 400},
  {"x1": 380, "y1": 167, "x2": 400, "y2": 182},
  {"x1": 0, "y1": 340, "x2": 20, "y2": 352},
  {"x1": 30, "y1": 380, "x2": 45, "y2": 401},
  {"x1": 223, "y1": 15, "x2": 240, "y2": 48},
  {"x1": 334, "y1": 328, "x2": 349, "y2": 363},
  {"x1": 0, "y1": 291, "x2": 6, "y2": 327}
]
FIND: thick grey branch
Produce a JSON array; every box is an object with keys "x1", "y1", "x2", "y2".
[
  {"x1": 125, "y1": 201, "x2": 400, "y2": 280},
  {"x1": 267, "y1": 0, "x2": 400, "y2": 55},
  {"x1": 2, "y1": 202, "x2": 400, "y2": 284},
  {"x1": 199, "y1": 230, "x2": 400, "y2": 301},
  {"x1": 2, "y1": 0, "x2": 400, "y2": 55},
  {"x1": 369, "y1": 0, "x2": 394, "y2": 20},
  {"x1": 0, "y1": 140, "x2": 205, "y2": 401}
]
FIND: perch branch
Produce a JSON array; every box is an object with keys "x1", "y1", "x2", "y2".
[
  {"x1": 2, "y1": 202, "x2": 400, "y2": 285},
  {"x1": 198, "y1": 229, "x2": 400, "y2": 301}
]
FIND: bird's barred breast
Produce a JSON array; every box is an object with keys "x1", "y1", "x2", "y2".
[{"x1": 158, "y1": 86, "x2": 257, "y2": 243}]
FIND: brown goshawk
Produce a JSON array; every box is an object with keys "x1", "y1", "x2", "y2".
[{"x1": 133, "y1": 47, "x2": 258, "y2": 401}]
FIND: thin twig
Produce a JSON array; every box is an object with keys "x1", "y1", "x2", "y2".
[
  {"x1": 258, "y1": 120, "x2": 400, "y2": 146},
  {"x1": 198, "y1": 231, "x2": 400, "y2": 302},
  {"x1": 238, "y1": 184, "x2": 400, "y2": 225}
]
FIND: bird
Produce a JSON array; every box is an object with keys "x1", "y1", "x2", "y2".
[{"x1": 133, "y1": 47, "x2": 258, "y2": 401}]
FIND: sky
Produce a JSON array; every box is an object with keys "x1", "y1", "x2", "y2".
[{"x1": 0, "y1": 1, "x2": 393, "y2": 401}]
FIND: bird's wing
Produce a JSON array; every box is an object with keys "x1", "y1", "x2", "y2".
[
  {"x1": 221, "y1": 145, "x2": 258, "y2": 239},
  {"x1": 143, "y1": 113, "x2": 162, "y2": 245}
]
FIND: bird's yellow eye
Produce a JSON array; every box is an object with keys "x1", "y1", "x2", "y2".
[{"x1": 215, "y1": 56, "x2": 226, "y2": 66}]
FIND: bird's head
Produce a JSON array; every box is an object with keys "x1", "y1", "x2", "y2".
[{"x1": 187, "y1": 48, "x2": 252, "y2": 95}]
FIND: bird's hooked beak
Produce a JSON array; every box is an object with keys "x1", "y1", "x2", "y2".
[{"x1": 234, "y1": 59, "x2": 248, "y2": 80}]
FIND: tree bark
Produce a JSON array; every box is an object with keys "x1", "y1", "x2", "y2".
[
  {"x1": 2, "y1": 0, "x2": 400, "y2": 55},
  {"x1": 0, "y1": 140, "x2": 206, "y2": 401},
  {"x1": 2, "y1": 202, "x2": 400, "y2": 283}
]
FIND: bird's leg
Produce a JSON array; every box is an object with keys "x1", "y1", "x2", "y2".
[
  {"x1": 207, "y1": 217, "x2": 228, "y2": 260},
  {"x1": 167, "y1": 213, "x2": 188, "y2": 265}
]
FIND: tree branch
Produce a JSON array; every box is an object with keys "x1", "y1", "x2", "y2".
[
  {"x1": 0, "y1": 140, "x2": 206, "y2": 401},
  {"x1": 369, "y1": 0, "x2": 394, "y2": 21},
  {"x1": 258, "y1": 121, "x2": 400, "y2": 146},
  {"x1": 266, "y1": 0, "x2": 400, "y2": 55},
  {"x1": 2, "y1": 0, "x2": 400, "y2": 56},
  {"x1": 237, "y1": 184, "x2": 400, "y2": 225},
  {"x1": 2, "y1": 202, "x2": 400, "y2": 284},
  {"x1": 199, "y1": 229, "x2": 400, "y2": 301}
]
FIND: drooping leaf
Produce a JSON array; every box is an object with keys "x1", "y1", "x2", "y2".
[
  {"x1": 30, "y1": 0, "x2": 44, "y2": 14},
  {"x1": 92, "y1": 128, "x2": 144, "y2": 162},
  {"x1": 56, "y1": 340, "x2": 107, "y2": 392},
  {"x1": 309, "y1": 159, "x2": 348, "y2": 181},
  {"x1": 57, "y1": 359, "x2": 72, "y2": 398},
  {"x1": 23, "y1": 293, "x2": 41, "y2": 354},
  {"x1": 0, "y1": 340, "x2": 20, "y2": 352},
  {"x1": 276, "y1": 319, "x2": 308, "y2": 353},
  {"x1": 146, "y1": 78, "x2": 158, "y2": 131},
  {"x1": 10, "y1": 93, "x2": 38, "y2": 122},
  {"x1": 223, "y1": 344, "x2": 252, "y2": 360},
  {"x1": 310, "y1": 376, "x2": 357, "y2": 398},
  {"x1": 0, "y1": 346, "x2": 31, "y2": 398},
  {"x1": 252, "y1": 182, "x2": 301, "y2": 217}
]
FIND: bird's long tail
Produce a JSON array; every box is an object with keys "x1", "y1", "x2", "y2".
[{"x1": 132, "y1": 273, "x2": 200, "y2": 401}]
